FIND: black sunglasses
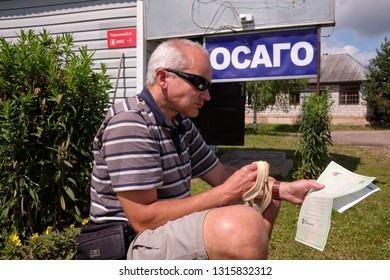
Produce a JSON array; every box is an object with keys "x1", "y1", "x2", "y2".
[{"x1": 164, "y1": 69, "x2": 211, "y2": 91}]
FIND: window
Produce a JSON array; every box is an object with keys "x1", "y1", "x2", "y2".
[{"x1": 339, "y1": 84, "x2": 360, "y2": 105}]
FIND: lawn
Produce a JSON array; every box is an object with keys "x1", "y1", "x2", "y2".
[{"x1": 191, "y1": 124, "x2": 390, "y2": 260}]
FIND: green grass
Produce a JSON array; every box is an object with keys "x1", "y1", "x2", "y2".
[{"x1": 192, "y1": 124, "x2": 390, "y2": 260}]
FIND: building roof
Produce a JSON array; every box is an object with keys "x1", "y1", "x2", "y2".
[{"x1": 310, "y1": 53, "x2": 368, "y2": 84}]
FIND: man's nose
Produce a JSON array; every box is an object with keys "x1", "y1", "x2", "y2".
[{"x1": 200, "y1": 89, "x2": 211, "y2": 101}]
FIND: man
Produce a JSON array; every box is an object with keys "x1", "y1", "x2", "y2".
[{"x1": 89, "y1": 38, "x2": 324, "y2": 260}]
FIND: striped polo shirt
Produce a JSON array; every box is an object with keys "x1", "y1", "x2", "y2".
[{"x1": 89, "y1": 87, "x2": 218, "y2": 222}]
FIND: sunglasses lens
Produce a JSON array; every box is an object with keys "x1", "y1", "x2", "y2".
[{"x1": 194, "y1": 76, "x2": 209, "y2": 91}]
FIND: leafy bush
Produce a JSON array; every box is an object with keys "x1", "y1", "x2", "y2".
[
  {"x1": 0, "y1": 29, "x2": 111, "y2": 237},
  {"x1": 293, "y1": 91, "x2": 333, "y2": 179}
]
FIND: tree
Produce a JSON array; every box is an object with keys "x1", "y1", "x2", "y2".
[
  {"x1": 362, "y1": 37, "x2": 390, "y2": 124},
  {"x1": 246, "y1": 79, "x2": 308, "y2": 131}
]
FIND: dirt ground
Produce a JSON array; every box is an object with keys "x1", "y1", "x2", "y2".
[{"x1": 331, "y1": 130, "x2": 390, "y2": 157}]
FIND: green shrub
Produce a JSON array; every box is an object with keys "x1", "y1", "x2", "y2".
[
  {"x1": 293, "y1": 91, "x2": 333, "y2": 179},
  {"x1": 0, "y1": 29, "x2": 111, "y2": 237}
]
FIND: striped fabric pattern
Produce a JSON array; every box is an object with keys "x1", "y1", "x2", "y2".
[{"x1": 89, "y1": 88, "x2": 218, "y2": 222}]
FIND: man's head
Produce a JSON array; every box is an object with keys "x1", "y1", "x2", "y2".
[
  {"x1": 146, "y1": 39, "x2": 211, "y2": 85},
  {"x1": 146, "y1": 39, "x2": 212, "y2": 121}
]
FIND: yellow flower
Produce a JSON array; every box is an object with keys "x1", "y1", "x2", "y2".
[
  {"x1": 45, "y1": 226, "x2": 53, "y2": 235},
  {"x1": 70, "y1": 224, "x2": 75, "y2": 229},
  {"x1": 9, "y1": 233, "x2": 19, "y2": 243},
  {"x1": 31, "y1": 232, "x2": 39, "y2": 240},
  {"x1": 81, "y1": 218, "x2": 89, "y2": 225},
  {"x1": 9, "y1": 233, "x2": 22, "y2": 247}
]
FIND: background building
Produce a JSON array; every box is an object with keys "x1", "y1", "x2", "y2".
[
  {"x1": 1, "y1": 0, "x2": 338, "y2": 144},
  {"x1": 246, "y1": 53, "x2": 368, "y2": 125}
]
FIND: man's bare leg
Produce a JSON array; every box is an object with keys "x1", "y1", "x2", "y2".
[{"x1": 203, "y1": 205, "x2": 273, "y2": 260}]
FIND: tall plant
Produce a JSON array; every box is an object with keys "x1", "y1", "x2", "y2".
[
  {"x1": 0, "y1": 29, "x2": 111, "y2": 236},
  {"x1": 293, "y1": 91, "x2": 333, "y2": 180}
]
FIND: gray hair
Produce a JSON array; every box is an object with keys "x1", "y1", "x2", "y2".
[{"x1": 145, "y1": 39, "x2": 209, "y2": 85}]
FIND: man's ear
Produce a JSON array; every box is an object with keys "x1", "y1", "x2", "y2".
[{"x1": 155, "y1": 69, "x2": 169, "y2": 89}]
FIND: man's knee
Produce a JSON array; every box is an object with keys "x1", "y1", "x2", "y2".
[{"x1": 204, "y1": 205, "x2": 269, "y2": 259}]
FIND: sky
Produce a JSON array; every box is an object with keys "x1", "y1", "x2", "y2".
[{"x1": 321, "y1": 0, "x2": 390, "y2": 66}]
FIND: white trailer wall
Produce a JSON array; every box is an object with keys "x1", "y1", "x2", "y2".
[{"x1": 0, "y1": 0, "x2": 138, "y2": 100}]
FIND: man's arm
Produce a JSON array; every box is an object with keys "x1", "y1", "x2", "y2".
[
  {"x1": 117, "y1": 161, "x2": 324, "y2": 233},
  {"x1": 200, "y1": 161, "x2": 237, "y2": 187},
  {"x1": 117, "y1": 185, "x2": 229, "y2": 233},
  {"x1": 117, "y1": 162, "x2": 260, "y2": 233}
]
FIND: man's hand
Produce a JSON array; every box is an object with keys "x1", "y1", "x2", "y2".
[
  {"x1": 202, "y1": 161, "x2": 325, "y2": 206},
  {"x1": 279, "y1": 179, "x2": 325, "y2": 204}
]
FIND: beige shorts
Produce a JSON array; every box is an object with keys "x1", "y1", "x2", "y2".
[{"x1": 127, "y1": 210, "x2": 210, "y2": 260}]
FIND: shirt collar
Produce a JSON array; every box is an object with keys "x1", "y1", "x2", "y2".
[{"x1": 138, "y1": 87, "x2": 184, "y2": 132}]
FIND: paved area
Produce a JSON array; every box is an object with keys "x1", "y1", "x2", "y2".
[
  {"x1": 219, "y1": 150, "x2": 293, "y2": 178},
  {"x1": 330, "y1": 130, "x2": 390, "y2": 146},
  {"x1": 218, "y1": 130, "x2": 390, "y2": 179}
]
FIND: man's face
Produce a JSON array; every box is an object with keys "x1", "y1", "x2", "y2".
[{"x1": 163, "y1": 49, "x2": 212, "y2": 119}]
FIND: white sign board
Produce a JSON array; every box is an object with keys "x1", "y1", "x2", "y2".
[{"x1": 145, "y1": 0, "x2": 335, "y2": 40}]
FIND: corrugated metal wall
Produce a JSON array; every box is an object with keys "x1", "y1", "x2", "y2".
[{"x1": 0, "y1": 0, "x2": 138, "y2": 100}]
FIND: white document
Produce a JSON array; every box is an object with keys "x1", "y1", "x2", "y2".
[
  {"x1": 295, "y1": 196, "x2": 333, "y2": 251},
  {"x1": 333, "y1": 183, "x2": 380, "y2": 213},
  {"x1": 295, "y1": 161, "x2": 379, "y2": 251}
]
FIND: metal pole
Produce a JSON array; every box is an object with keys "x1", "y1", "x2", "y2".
[
  {"x1": 113, "y1": 53, "x2": 125, "y2": 103},
  {"x1": 317, "y1": 27, "x2": 321, "y2": 95}
]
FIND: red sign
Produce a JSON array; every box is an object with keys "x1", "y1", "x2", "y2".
[{"x1": 107, "y1": 28, "x2": 136, "y2": 48}]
